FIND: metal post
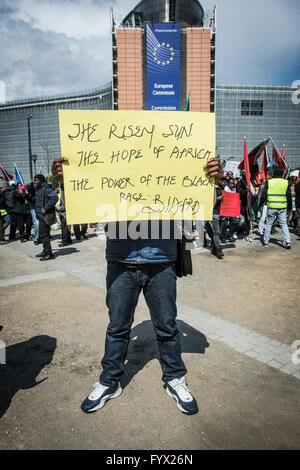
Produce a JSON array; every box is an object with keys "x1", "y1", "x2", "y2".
[
  {"x1": 32, "y1": 154, "x2": 38, "y2": 175},
  {"x1": 27, "y1": 115, "x2": 33, "y2": 180},
  {"x1": 110, "y1": 6, "x2": 115, "y2": 110}
]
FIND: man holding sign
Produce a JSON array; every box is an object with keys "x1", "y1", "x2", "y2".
[{"x1": 52, "y1": 110, "x2": 221, "y2": 415}]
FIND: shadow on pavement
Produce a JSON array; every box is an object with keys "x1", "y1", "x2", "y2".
[
  {"x1": 53, "y1": 247, "x2": 80, "y2": 257},
  {"x1": 121, "y1": 320, "x2": 209, "y2": 389},
  {"x1": 269, "y1": 238, "x2": 286, "y2": 248},
  {"x1": 0, "y1": 335, "x2": 57, "y2": 419}
]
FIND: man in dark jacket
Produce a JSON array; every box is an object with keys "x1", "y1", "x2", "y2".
[
  {"x1": 33, "y1": 174, "x2": 58, "y2": 260},
  {"x1": 52, "y1": 156, "x2": 222, "y2": 415}
]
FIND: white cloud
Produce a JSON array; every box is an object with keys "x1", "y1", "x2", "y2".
[
  {"x1": 10, "y1": 0, "x2": 110, "y2": 39},
  {"x1": 9, "y1": 0, "x2": 138, "y2": 39},
  {"x1": 202, "y1": 0, "x2": 300, "y2": 84},
  {"x1": 0, "y1": 0, "x2": 299, "y2": 101}
]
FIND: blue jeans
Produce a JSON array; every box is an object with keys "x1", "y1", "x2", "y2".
[
  {"x1": 220, "y1": 216, "x2": 239, "y2": 239},
  {"x1": 100, "y1": 261, "x2": 187, "y2": 387},
  {"x1": 30, "y1": 209, "x2": 39, "y2": 242},
  {"x1": 3, "y1": 214, "x2": 10, "y2": 230},
  {"x1": 205, "y1": 215, "x2": 222, "y2": 250},
  {"x1": 264, "y1": 208, "x2": 290, "y2": 244}
]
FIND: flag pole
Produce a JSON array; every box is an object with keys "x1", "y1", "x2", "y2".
[
  {"x1": 269, "y1": 137, "x2": 288, "y2": 170},
  {"x1": 184, "y1": 91, "x2": 190, "y2": 111},
  {"x1": 243, "y1": 137, "x2": 253, "y2": 239}
]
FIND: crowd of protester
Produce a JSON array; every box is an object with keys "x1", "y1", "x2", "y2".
[
  {"x1": 203, "y1": 166, "x2": 300, "y2": 259},
  {"x1": 0, "y1": 175, "x2": 94, "y2": 259},
  {"x1": 0, "y1": 166, "x2": 299, "y2": 261}
]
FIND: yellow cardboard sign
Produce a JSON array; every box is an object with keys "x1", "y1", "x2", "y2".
[{"x1": 58, "y1": 110, "x2": 215, "y2": 224}]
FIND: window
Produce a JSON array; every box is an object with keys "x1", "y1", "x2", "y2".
[
  {"x1": 241, "y1": 100, "x2": 263, "y2": 116},
  {"x1": 169, "y1": 0, "x2": 176, "y2": 21}
]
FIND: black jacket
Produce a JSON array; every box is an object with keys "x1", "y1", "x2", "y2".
[
  {"x1": 25, "y1": 182, "x2": 36, "y2": 210},
  {"x1": 3, "y1": 185, "x2": 16, "y2": 212},
  {"x1": 35, "y1": 182, "x2": 58, "y2": 217},
  {"x1": 213, "y1": 185, "x2": 223, "y2": 215},
  {"x1": 295, "y1": 181, "x2": 300, "y2": 208},
  {"x1": 236, "y1": 178, "x2": 249, "y2": 207},
  {"x1": 12, "y1": 189, "x2": 26, "y2": 215}
]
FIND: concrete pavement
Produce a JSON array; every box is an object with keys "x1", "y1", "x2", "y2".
[{"x1": 0, "y1": 228, "x2": 299, "y2": 450}]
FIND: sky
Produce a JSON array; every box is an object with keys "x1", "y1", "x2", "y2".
[{"x1": 0, "y1": 0, "x2": 299, "y2": 102}]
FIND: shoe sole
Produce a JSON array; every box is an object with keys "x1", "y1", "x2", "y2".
[
  {"x1": 166, "y1": 387, "x2": 198, "y2": 415},
  {"x1": 84, "y1": 386, "x2": 123, "y2": 413}
]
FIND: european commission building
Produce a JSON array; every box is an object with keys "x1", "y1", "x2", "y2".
[{"x1": 1, "y1": 0, "x2": 300, "y2": 183}]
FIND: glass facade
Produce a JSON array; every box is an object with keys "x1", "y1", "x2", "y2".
[
  {"x1": 1, "y1": 82, "x2": 299, "y2": 186},
  {"x1": 0, "y1": 84, "x2": 112, "y2": 183},
  {"x1": 121, "y1": 0, "x2": 204, "y2": 27},
  {"x1": 1, "y1": 82, "x2": 299, "y2": 185},
  {"x1": 216, "y1": 84, "x2": 300, "y2": 169}
]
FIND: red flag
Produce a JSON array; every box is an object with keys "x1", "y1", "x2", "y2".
[
  {"x1": 260, "y1": 147, "x2": 269, "y2": 181},
  {"x1": 243, "y1": 137, "x2": 254, "y2": 221},
  {"x1": 243, "y1": 137, "x2": 250, "y2": 187},
  {"x1": 282, "y1": 145, "x2": 285, "y2": 161},
  {"x1": 0, "y1": 164, "x2": 13, "y2": 182},
  {"x1": 272, "y1": 144, "x2": 286, "y2": 169},
  {"x1": 238, "y1": 138, "x2": 269, "y2": 170}
]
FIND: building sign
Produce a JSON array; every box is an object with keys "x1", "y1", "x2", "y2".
[{"x1": 146, "y1": 23, "x2": 181, "y2": 111}]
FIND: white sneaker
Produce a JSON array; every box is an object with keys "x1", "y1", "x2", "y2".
[
  {"x1": 232, "y1": 234, "x2": 238, "y2": 240},
  {"x1": 81, "y1": 382, "x2": 122, "y2": 413},
  {"x1": 244, "y1": 236, "x2": 253, "y2": 242},
  {"x1": 166, "y1": 377, "x2": 198, "y2": 415}
]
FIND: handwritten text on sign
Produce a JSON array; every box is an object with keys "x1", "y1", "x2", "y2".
[
  {"x1": 58, "y1": 110, "x2": 215, "y2": 224},
  {"x1": 220, "y1": 191, "x2": 241, "y2": 218}
]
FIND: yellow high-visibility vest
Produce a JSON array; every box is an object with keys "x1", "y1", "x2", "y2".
[{"x1": 267, "y1": 178, "x2": 288, "y2": 209}]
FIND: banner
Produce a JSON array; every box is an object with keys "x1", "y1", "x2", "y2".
[
  {"x1": 220, "y1": 191, "x2": 241, "y2": 218},
  {"x1": 58, "y1": 110, "x2": 216, "y2": 225},
  {"x1": 223, "y1": 161, "x2": 240, "y2": 178},
  {"x1": 147, "y1": 23, "x2": 181, "y2": 111}
]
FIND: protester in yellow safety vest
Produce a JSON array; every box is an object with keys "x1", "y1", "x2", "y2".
[{"x1": 259, "y1": 167, "x2": 292, "y2": 248}]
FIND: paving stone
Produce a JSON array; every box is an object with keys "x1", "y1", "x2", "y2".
[
  {"x1": 267, "y1": 359, "x2": 284, "y2": 369},
  {"x1": 279, "y1": 363, "x2": 300, "y2": 375},
  {"x1": 256, "y1": 352, "x2": 278, "y2": 364},
  {"x1": 276, "y1": 354, "x2": 294, "y2": 365},
  {"x1": 245, "y1": 350, "x2": 259, "y2": 358}
]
